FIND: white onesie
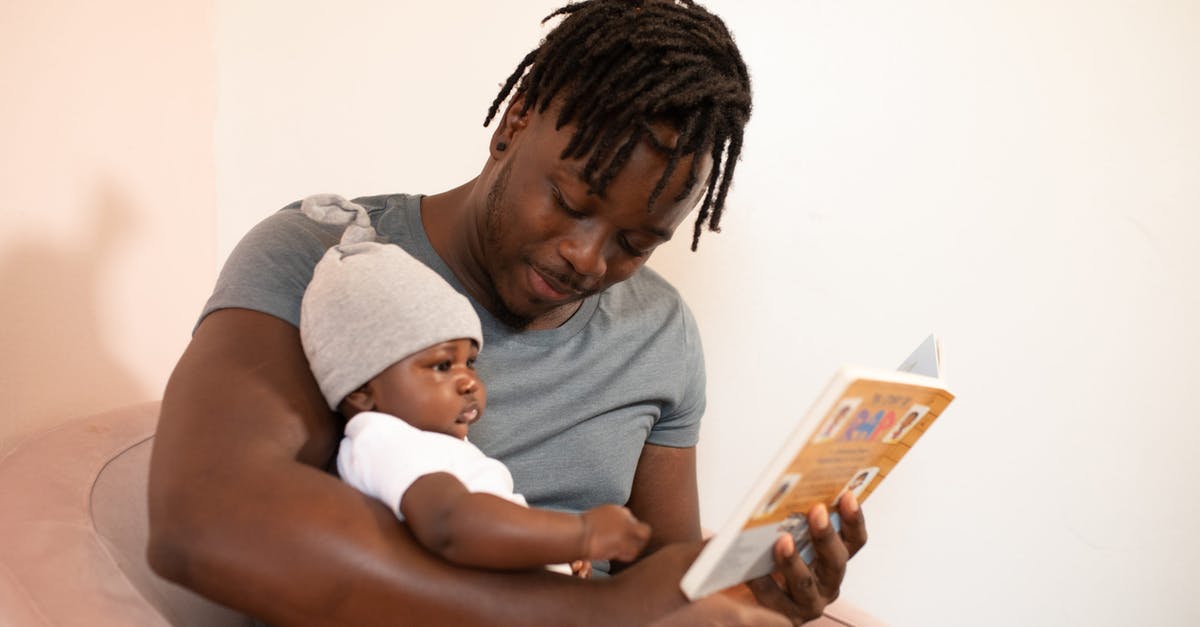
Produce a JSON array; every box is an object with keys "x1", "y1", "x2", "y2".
[
  {"x1": 337, "y1": 410, "x2": 528, "y2": 519},
  {"x1": 336, "y1": 411, "x2": 571, "y2": 574}
]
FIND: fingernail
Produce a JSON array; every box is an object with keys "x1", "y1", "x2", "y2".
[
  {"x1": 777, "y1": 532, "x2": 796, "y2": 558},
  {"x1": 812, "y1": 504, "x2": 829, "y2": 531}
]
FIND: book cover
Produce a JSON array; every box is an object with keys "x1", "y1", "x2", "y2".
[{"x1": 680, "y1": 336, "x2": 955, "y2": 600}]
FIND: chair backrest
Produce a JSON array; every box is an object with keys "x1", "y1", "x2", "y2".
[{"x1": 0, "y1": 402, "x2": 252, "y2": 627}]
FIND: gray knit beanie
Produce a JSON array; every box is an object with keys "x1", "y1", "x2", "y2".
[{"x1": 298, "y1": 194, "x2": 483, "y2": 410}]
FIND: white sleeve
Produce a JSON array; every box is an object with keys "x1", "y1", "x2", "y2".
[{"x1": 336, "y1": 411, "x2": 524, "y2": 520}]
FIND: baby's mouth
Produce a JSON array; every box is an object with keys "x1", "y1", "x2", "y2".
[{"x1": 456, "y1": 406, "x2": 480, "y2": 425}]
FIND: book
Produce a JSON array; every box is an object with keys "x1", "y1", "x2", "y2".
[{"x1": 680, "y1": 335, "x2": 956, "y2": 600}]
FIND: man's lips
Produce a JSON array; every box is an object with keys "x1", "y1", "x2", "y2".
[{"x1": 528, "y1": 265, "x2": 583, "y2": 302}]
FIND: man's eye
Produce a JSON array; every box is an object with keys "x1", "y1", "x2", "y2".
[
  {"x1": 553, "y1": 189, "x2": 585, "y2": 219},
  {"x1": 619, "y1": 236, "x2": 651, "y2": 258}
]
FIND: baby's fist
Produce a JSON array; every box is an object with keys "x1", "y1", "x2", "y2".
[{"x1": 580, "y1": 505, "x2": 651, "y2": 562}]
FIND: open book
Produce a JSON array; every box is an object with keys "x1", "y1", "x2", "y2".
[{"x1": 680, "y1": 335, "x2": 956, "y2": 600}]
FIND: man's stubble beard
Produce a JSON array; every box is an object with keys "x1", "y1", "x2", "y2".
[{"x1": 483, "y1": 159, "x2": 532, "y2": 329}]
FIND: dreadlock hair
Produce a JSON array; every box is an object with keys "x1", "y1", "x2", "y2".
[{"x1": 483, "y1": 0, "x2": 752, "y2": 251}]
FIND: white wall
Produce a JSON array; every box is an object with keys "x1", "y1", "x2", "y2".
[
  {"x1": 211, "y1": 2, "x2": 1200, "y2": 625},
  {"x1": 214, "y1": 1, "x2": 553, "y2": 263},
  {"x1": 654, "y1": 1, "x2": 1200, "y2": 625},
  {"x1": 0, "y1": 0, "x2": 216, "y2": 455}
]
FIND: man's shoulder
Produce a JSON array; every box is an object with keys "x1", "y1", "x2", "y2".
[
  {"x1": 200, "y1": 193, "x2": 418, "y2": 330},
  {"x1": 271, "y1": 192, "x2": 409, "y2": 221},
  {"x1": 251, "y1": 193, "x2": 416, "y2": 246},
  {"x1": 593, "y1": 265, "x2": 700, "y2": 341},
  {"x1": 348, "y1": 193, "x2": 408, "y2": 215},
  {"x1": 605, "y1": 265, "x2": 688, "y2": 313}
]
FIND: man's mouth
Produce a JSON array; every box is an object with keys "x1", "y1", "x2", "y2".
[{"x1": 529, "y1": 265, "x2": 585, "y2": 302}]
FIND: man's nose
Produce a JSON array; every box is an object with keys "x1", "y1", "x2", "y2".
[{"x1": 559, "y1": 226, "x2": 608, "y2": 279}]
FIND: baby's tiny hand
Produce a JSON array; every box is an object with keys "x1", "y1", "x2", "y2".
[
  {"x1": 570, "y1": 559, "x2": 592, "y2": 578},
  {"x1": 580, "y1": 505, "x2": 651, "y2": 562}
]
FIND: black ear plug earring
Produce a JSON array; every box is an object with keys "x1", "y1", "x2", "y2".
[{"x1": 496, "y1": 141, "x2": 508, "y2": 151}]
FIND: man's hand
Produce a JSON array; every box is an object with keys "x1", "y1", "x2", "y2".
[
  {"x1": 746, "y1": 492, "x2": 868, "y2": 623},
  {"x1": 580, "y1": 504, "x2": 652, "y2": 562}
]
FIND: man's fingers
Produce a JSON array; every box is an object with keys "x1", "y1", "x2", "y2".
[
  {"x1": 745, "y1": 535, "x2": 826, "y2": 623},
  {"x1": 747, "y1": 572, "x2": 816, "y2": 623},
  {"x1": 802, "y1": 504, "x2": 848, "y2": 602},
  {"x1": 836, "y1": 492, "x2": 868, "y2": 558},
  {"x1": 744, "y1": 499, "x2": 865, "y2": 624}
]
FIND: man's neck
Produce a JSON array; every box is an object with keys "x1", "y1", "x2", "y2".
[{"x1": 419, "y1": 182, "x2": 580, "y2": 332}]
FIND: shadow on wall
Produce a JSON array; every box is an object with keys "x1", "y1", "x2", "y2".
[{"x1": 0, "y1": 181, "x2": 149, "y2": 454}]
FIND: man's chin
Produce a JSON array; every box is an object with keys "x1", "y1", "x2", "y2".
[
  {"x1": 492, "y1": 271, "x2": 589, "y2": 329},
  {"x1": 489, "y1": 291, "x2": 537, "y2": 329},
  {"x1": 496, "y1": 294, "x2": 582, "y2": 331},
  {"x1": 493, "y1": 307, "x2": 534, "y2": 330}
]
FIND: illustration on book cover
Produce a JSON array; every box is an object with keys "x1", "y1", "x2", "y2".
[{"x1": 747, "y1": 382, "x2": 952, "y2": 529}]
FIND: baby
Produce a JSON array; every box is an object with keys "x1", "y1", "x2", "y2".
[{"x1": 297, "y1": 194, "x2": 650, "y2": 576}]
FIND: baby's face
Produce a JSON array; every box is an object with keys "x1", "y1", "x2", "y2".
[{"x1": 366, "y1": 338, "x2": 486, "y2": 439}]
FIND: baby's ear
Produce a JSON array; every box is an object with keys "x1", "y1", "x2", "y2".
[{"x1": 340, "y1": 384, "x2": 375, "y2": 415}]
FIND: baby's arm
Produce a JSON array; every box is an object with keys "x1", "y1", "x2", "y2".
[{"x1": 402, "y1": 472, "x2": 650, "y2": 570}]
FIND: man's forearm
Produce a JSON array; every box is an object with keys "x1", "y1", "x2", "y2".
[
  {"x1": 150, "y1": 449, "x2": 608, "y2": 625},
  {"x1": 146, "y1": 309, "x2": 685, "y2": 626}
]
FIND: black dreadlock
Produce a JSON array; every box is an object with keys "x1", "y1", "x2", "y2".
[{"x1": 484, "y1": 0, "x2": 752, "y2": 251}]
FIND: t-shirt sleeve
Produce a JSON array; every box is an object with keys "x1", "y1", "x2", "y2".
[
  {"x1": 645, "y1": 298, "x2": 707, "y2": 448},
  {"x1": 337, "y1": 413, "x2": 451, "y2": 520},
  {"x1": 336, "y1": 412, "x2": 521, "y2": 521},
  {"x1": 197, "y1": 203, "x2": 343, "y2": 331}
]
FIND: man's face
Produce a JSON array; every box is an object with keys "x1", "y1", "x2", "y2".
[
  {"x1": 479, "y1": 104, "x2": 712, "y2": 325},
  {"x1": 359, "y1": 339, "x2": 485, "y2": 440}
]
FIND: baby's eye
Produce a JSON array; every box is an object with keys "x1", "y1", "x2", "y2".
[
  {"x1": 466, "y1": 357, "x2": 477, "y2": 369},
  {"x1": 433, "y1": 360, "x2": 452, "y2": 372}
]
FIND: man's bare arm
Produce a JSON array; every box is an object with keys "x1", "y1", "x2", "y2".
[
  {"x1": 402, "y1": 472, "x2": 649, "y2": 570},
  {"x1": 625, "y1": 443, "x2": 703, "y2": 553},
  {"x1": 146, "y1": 309, "x2": 684, "y2": 626}
]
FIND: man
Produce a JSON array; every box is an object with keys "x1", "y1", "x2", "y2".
[{"x1": 147, "y1": 1, "x2": 867, "y2": 624}]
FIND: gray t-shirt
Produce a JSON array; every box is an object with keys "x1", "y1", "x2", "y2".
[{"x1": 201, "y1": 193, "x2": 706, "y2": 516}]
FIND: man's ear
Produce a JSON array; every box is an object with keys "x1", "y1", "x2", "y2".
[
  {"x1": 490, "y1": 92, "x2": 532, "y2": 159},
  {"x1": 340, "y1": 383, "x2": 375, "y2": 415}
]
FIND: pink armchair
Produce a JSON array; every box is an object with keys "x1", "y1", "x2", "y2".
[
  {"x1": 0, "y1": 402, "x2": 885, "y2": 626},
  {"x1": 0, "y1": 402, "x2": 249, "y2": 626}
]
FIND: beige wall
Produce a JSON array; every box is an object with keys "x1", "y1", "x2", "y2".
[{"x1": 0, "y1": 1, "x2": 216, "y2": 454}]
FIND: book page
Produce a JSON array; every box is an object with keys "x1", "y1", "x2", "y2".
[{"x1": 897, "y1": 334, "x2": 941, "y2": 378}]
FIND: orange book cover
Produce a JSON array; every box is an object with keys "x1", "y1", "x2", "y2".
[{"x1": 681, "y1": 336, "x2": 956, "y2": 600}]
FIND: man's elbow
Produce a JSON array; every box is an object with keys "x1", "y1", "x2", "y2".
[
  {"x1": 145, "y1": 467, "x2": 222, "y2": 586},
  {"x1": 145, "y1": 490, "x2": 203, "y2": 584},
  {"x1": 146, "y1": 524, "x2": 187, "y2": 583}
]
